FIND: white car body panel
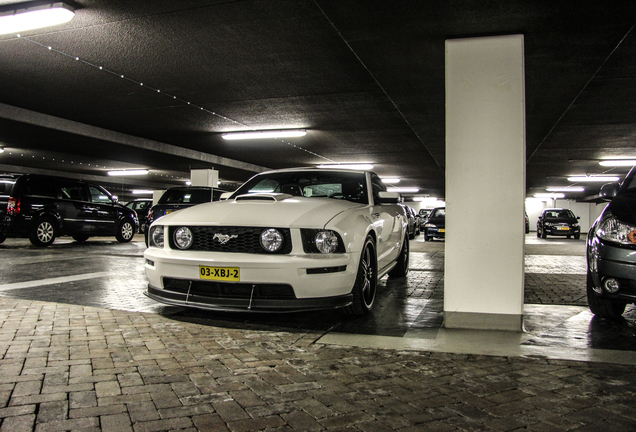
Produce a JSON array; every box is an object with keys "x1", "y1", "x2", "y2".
[{"x1": 143, "y1": 169, "x2": 408, "y2": 313}]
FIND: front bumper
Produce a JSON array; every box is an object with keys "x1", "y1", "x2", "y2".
[
  {"x1": 544, "y1": 226, "x2": 580, "y2": 236},
  {"x1": 588, "y1": 238, "x2": 636, "y2": 302},
  {"x1": 425, "y1": 227, "x2": 445, "y2": 238},
  {"x1": 144, "y1": 247, "x2": 358, "y2": 312}
]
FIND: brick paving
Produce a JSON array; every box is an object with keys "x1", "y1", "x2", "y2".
[{"x1": 2, "y1": 297, "x2": 636, "y2": 431}]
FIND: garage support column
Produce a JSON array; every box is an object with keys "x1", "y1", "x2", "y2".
[{"x1": 444, "y1": 35, "x2": 526, "y2": 331}]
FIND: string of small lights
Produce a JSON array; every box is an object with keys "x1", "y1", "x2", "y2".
[{"x1": 15, "y1": 34, "x2": 336, "y2": 163}]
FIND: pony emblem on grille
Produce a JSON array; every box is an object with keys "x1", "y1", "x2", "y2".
[{"x1": 213, "y1": 233, "x2": 238, "y2": 244}]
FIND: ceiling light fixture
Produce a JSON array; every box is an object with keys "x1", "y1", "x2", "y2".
[
  {"x1": 599, "y1": 159, "x2": 636, "y2": 167},
  {"x1": 381, "y1": 178, "x2": 400, "y2": 184},
  {"x1": 0, "y1": 147, "x2": 4, "y2": 153},
  {"x1": 221, "y1": 129, "x2": 306, "y2": 140},
  {"x1": 0, "y1": 2, "x2": 75, "y2": 35},
  {"x1": 546, "y1": 187, "x2": 585, "y2": 192},
  {"x1": 567, "y1": 175, "x2": 620, "y2": 182},
  {"x1": 387, "y1": 187, "x2": 419, "y2": 193},
  {"x1": 107, "y1": 169, "x2": 149, "y2": 176},
  {"x1": 132, "y1": 190, "x2": 153, "y2": 195},
  {"x1": 316, "y1": 163, "x2": 374, "y2": 170},
  {"x1": 534, "y1": 193, "x2": 565, "y2": 199}
]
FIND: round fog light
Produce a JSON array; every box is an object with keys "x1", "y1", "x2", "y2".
[
  {"x1": 260, "y1": 228, "x2": 283, "y2": 252},
  {"x1": 603, "y1": 278, "x2": 620, "y2": 294},
  {"x1": 174, "y1": 227, "x2": 193, "y2": 250}
]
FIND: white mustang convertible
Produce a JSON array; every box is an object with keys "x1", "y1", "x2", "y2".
[{"x1": 144, "y1": 168, "x2": 409, "y2": 315}]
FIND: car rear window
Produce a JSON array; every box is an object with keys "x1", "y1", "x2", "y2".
[{"x1": 159, "y1": 189, "x2": 211, "y2": 204}]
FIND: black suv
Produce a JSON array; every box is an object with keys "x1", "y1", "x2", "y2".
[
  {"x1": 0, "y1": 174, "x2": 138, "y2": 247},
  {"x1": 536, "y1": 208, "x2": 580, "y2": 239},
  {"x1": 587, "y1": 166, "x2": 636, "y2": 319},
  {"x1": 144, "y1": 186, "x2": 224, "y2": 244}
]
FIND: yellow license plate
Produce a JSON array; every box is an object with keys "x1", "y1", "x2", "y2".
[
  {"x1": 199, "y1": 266, "x2": 240, "y2": 281},
  {"x1": 557, "y1": 227, "x2": 569, "y2": 230},
  {"x1": 439, "y1": 229, "x2": 446, "y2": 233}
]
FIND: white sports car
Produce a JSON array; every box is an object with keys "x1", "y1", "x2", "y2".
[{"x1": 144, "y1": 168, "x2": 409, "y2": 315}]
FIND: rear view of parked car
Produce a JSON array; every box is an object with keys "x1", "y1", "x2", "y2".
[
  {"x1": 125, "y1": 198, "x2": 153, "y2": 233},
  {"x1": 587, "y1": 166, "x2": 636, "y2": 319},
  {"x1": 423, "y1": 207, "x2": 445, "y2": 241},
  {"x1": 0, "y1": 174, "x2": 138, "y2": 247}
]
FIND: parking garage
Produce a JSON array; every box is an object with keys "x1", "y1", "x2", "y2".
[{"x1": 3, "y1": 1, "x2": 636, "y2": 430}]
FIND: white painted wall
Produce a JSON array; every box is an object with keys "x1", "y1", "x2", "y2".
[{"x1": 445, "y1": 35, "x2": 525, "y2": 330}]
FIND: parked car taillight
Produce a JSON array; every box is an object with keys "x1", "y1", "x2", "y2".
[{"x1": 7, "y1": 197, "x2": 20, "y2": 215}]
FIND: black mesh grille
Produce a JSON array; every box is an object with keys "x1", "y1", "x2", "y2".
[
  {"x1": 168, "y1": 226, "x2": 292, "y2": 254},
  {"x1": 163, "y1": 278, "x2": 296, "y2": 299}
]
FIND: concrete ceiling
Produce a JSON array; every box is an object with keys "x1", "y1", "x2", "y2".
[{"x1": 1, "y1": 0, "x2": 636, "y2": 202}]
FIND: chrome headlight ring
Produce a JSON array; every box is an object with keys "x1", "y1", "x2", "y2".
[
  {"x1": 149, "y1": 225, "x2": 164, "y2": 248},
  {"x1": 174, "y1": 226, "x2": 193, "y2": 250},
  {"x1": 260, "y1": 228, "x2": 284, "y2": 253}
]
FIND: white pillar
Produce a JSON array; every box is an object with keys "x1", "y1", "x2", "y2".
[{"x1": 444, "y1": 35, "x2": 526, "y2": 331}]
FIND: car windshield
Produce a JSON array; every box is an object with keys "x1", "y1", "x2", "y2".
[
  {"x1": 431, "y1": 208, "x2": 445, "y2": 218},
  {"x1": 158, "y1": 189, "x2": 210, "y2": 204},
  {"x1": 544, "y1": 209, "x2": 575, "y2": 219},
  {"x1": 232, "y1": 171, "x2": 368, "y2": 205}
]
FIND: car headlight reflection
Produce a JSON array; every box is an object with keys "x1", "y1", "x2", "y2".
[
  {"x1": 425, "y1": 223, "x2": 436, "y2": 228},
  {"x1": 174, "y1": 227, "x2": 193, "y2": 250},
  {"x1": 597, "y1": 213, "x2": 636, "y2": 245},
  {"x1": 149, "y1": 225, "x2": 164, "y2": 248},
  {"x1": 315, "y1": 230, "x2": 339, "y2": 254},
  {"x1": 260, "y1": 228, "x2": 284, "y2": 252}
]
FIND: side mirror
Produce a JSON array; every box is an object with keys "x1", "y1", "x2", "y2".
[
  {"x1": 377, "y1": 191, "x2": 400, "y2": 203},
  {"x1": 599, "y1": 182, "x2": 620, "y2": 199},
  {"x1": 220, "y1": 192, "x2": 233, "y2": 201},
  {"x1": 111, "y1": 195, "x2": 118, "y2": 203}
]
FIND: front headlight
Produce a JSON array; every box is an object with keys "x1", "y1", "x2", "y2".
[
  {"x1": 149, "y1": 225, "x2": 164, "y2": 248},
  {"x1": 260, "y1": 228, "x2": 284, "y2": 252},
  {"x1": 425, "y1": 223, "x2": 436, "y2": 228},
  {"x1": 544, "y1": 222, "x2": 553, "y2": 227},
  {"x1": 572, "y1": 223, "x2": 580, "y2": 228},
  {"x1": 315, "y1": 231, "x2": 339, "y2": 254},
  {"x1": 174, "y1": 227, "x2": 193, "y2": 250},
  {"x1": 597, "y1": 213, "x2": 636, "y2": 245}
]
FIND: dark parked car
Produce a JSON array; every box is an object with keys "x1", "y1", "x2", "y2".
[
  {"x1": 144, "y1": 186, "x2": 225, "y2": 244},
  {"x1": 125, "y1": 198, "x2": 153, "y2": 233},
  {"x1": 525, "y1": 211, "x2": 530, "y2": 234},
  {"x1": 423, "y1": 207, "x2": 445, "y2": 241},
  {"x1": 587, "y1": 166, "x2": 636, "y2": 319},
  {"x1": 419, "y1": 209, "x2": 431, "y2": 230},
  {"x1": 536, "y1": 208, "x2": 580, "y2": 239},
  {"x1": 0, "y1": 173, "x2": 138, "y2": 247},
  {"x1": 399, "y1": 204, "x2": 417, "y2": 239}
]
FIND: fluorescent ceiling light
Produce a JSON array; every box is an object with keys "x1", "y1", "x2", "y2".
[
  {"x1": 316, "y1": 164, "x2": 374, "y2": 170},
  {"x1": 0, "y1": 2, "x2": 75, "y2": 35},
  {"x1": 567, "y1": 175, "x2": 620, "y2": 182},
  {"x1": 534, "y1": 193, "x2": 565, "y2": 199},
  {"x1": 546, "y1": 187, "x2": 585, "y2": 192},
  {"x1": 0, "y1": 147, "x2": 4, "y2": 153},
  {"x1": 381, "y1": 178, "x2": 400, "y2": 184},
  {"x1": 387, "y1": 187, "x2": 419, "y2": 193},
  {"x1": 599, "y1": 160, "x2": 636, "y2": 167},
  {"x1": 222, "y1": 130, "x2": 306, "y2": 140},
  {"x1": 107, "y1": 169, "x2": 149, "y2": 176},
  {"x1": 132, "y1": 190, "x2": 153, "y2": 195}
]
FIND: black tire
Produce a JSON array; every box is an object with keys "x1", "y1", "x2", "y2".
[
  {"x1": 567, "y1": 235, "x2": 571, "y2": 239},
  {"x1": 30, "y1": 216, "x2": 57, "y2": 247},
  {"x1": 0, "y1": 235, "x2": 5, "y2": 245},
  {"x1": 574, "y1": 234, "x2": 580, "y2": 240},
  {"x1": 536, "y1": 229, "x2": 540, "y2": 238},
  {"x1": 73, "y1": 235, "x2": 89, "y2": 242},
  {"x1": 541, "y1": 228, "x2": 547, "y2": 239},
  {"x1": 389, "y1": 236, "x2": 409, "y2": 278},
  {"x1": 343, "y1": 236, "x2": 377, "y2": 315},
  {"x1": 425, "y1": 235, "x2": 431, "y2": 242},
  {"x1": 586, "y1": 273, "x2": 626, "y2": 320},
  {"x1": 116, "y1": 218, "x2": 135, "y2": 243}
]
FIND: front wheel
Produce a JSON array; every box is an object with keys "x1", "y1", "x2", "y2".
[
  {"x1": 574, "y1": 234, "x2": 580, "y2": 240},
  {"x1": 541, "y1": 228, "x2": 547, "y2": 239},
  {"x1": 0, "y1": 235, "x2": 5, "y2": 245},
  {"x1": 116, "y1": 218, "x2": 135, "y2": 243},
  {"x1": 586, "y1": 273, "x2": 626, "y2": 320},
  {"x1": 343, "y1": 236, "x2": 377, "y2": 316},
  {"x1": 30, "y1": 216, "x2": 57, "y2": 247},
  {"x1": 389, "y1": 236, "x2": 409, "y2": 278}
]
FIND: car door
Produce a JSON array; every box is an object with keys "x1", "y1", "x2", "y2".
[
  {"x1": 56, "y1": 179, "x2": 92, "y2": 234},
  {"x1": 87, "y1": 184, "x2": 118, "y2": 234},
  {"x1": 369, "y1": 173, "x2": 404, "y2": 271}
]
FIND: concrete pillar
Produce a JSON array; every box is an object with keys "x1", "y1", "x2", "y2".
[
  {"x1": 191, "y1": 169, "x2": 219, "y2": 188},
  {"x1": 444, "y1": 35, "x2": 526, "y2": 331}
]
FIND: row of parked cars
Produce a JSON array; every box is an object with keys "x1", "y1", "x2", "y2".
[{"x1": 400, "y1": 205, "x2": 446, "y2": 241}]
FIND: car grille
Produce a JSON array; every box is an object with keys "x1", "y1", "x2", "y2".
[
  {"x1": 168, "y1": 226, "x2": 292, "y2": 254},
  {"x1": 163, "y1": 278, "x2": 296, "y2": 299}
]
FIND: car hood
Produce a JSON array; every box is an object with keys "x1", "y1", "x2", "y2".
[
  {"x1": 151, "y1": 194, "x2": 364, "y2": 228},
  {"x1": 426, "y1": 217, "x2": 445, "y2": 225},
  {"x1": 609, "y1": 191, "x2": 636, "y2": 225},
  {"x1": 543, "y1": 217, "x2": 577, "y2": 224}
]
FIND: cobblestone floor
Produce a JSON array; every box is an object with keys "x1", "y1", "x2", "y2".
[{"x1": 2, "y1": 234, "x2": 636, "y2": 430}]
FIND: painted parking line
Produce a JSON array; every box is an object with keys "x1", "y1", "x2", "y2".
[{"x1": 0, "y1": 272, "x2": 111, "y2": 291}]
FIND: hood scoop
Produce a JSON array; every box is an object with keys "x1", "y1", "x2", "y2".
[{"x1": 235, "y1": 193, "x2": 292, "y2": 202}]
